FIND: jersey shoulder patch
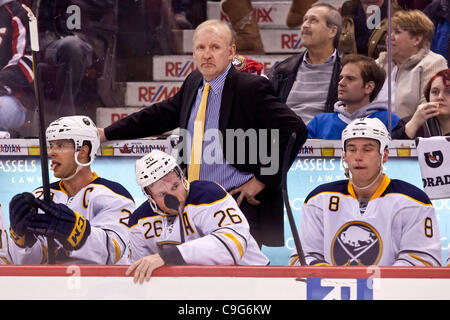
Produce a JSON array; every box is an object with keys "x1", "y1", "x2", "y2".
[
  {"x1": 304, "y1": 180, "x2": 350, "y2": 204},
  {"x1": 91, "y1": 177, "x2": 134, "y2": 202},
  {"x1": 128, "y1": 201, "x2": 160, "y2": 228},
  {"x1": 382, "y1": 179, "x2": 432, "y2": 205},
  {"x1": 187, "y1": 180, "x2": 228, "y2": 206}
]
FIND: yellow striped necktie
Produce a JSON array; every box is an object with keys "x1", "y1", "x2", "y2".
[{"x1": 187, "y1": 82, "x2": 211, "y2": 182}]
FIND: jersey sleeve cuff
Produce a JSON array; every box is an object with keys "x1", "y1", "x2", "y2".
[{"x1": 159, "y1": 246, "x2": 186, "y2": 265}]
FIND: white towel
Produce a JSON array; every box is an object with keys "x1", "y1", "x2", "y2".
[{"x1": 416, "y1": 136, "x2": 450, "y2": 200}]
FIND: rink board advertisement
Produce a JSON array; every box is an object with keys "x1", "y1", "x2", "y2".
[
  {"x1": 0, "y1": 265, "x2": 450, "y2": 300},
  {"x1": 0, "y1": 139, "x2": 449, "y2": 266}
]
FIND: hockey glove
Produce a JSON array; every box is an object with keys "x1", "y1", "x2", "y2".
[
  {"x1": 28, "y1": 199, "x2": 91, "y2": 251},
  {"x1": 9, "y1": 192, "x2": 37, "y2": 248}
]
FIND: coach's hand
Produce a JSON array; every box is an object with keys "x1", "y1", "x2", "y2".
[
  {"x1": 229, "y1": 177, "x2": 266, "y2": 206},
  {"x1": 28, "y1": 199, "x2": 91, "y2": 250},
  {"x1": 9, "y1": 192, "x2": 37, "y2": 248},
  {"x1": 126, "y1": 254, "x2": 165, "y2": 284},
  {"x1": 98, "y1": 128, "x2": 107, "y2": 143}
]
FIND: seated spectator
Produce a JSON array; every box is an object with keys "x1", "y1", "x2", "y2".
[
  {"x1": 38, "y1": 0, "x2": 118, "y2": 122},
  {"x1": 267, "y1": 3, "x2": 342, "y2": 123},
  {"x1": 375, "y1": 10, "x2": 447, "y2": 119},
  {"x1": 424, "y1": 0, "x2": 450, "y2": 66},
  {"x1": 392, "y1": 68, "x2": 450, "y2": 138},
  {"x1": 307, "y1": 54, "x2": 400, "y2": 139},
  {"x1": 290, "y1": 117, "x2": 442, "y2": 266},
  {"x1": 339, "y1": 0, "x2": 403, "y2": 59},
  {"x1": 126, "y1": 150, "x2": 269, "y2": 283},
  {"x1": 0, "y1": 0, "x2": 34, "y2": 135}
]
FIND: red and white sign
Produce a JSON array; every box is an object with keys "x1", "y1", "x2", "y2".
[
  {"x1": 96, "y1": 107, "x2": 143, "y2": 128},
  {"x1": 153, "y1": 55, "x2": 291, "y2": 81},
  {"x1": 125, "y1": 82, "x2": 182, "y2": 107}
]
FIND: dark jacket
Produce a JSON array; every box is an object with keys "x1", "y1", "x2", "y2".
[
  {"x1": 105, "y1": 66, "x2": 308, "y2": 246},
  {"x1": 266, "y1": 51, "x2": 341, "y2": 114}
]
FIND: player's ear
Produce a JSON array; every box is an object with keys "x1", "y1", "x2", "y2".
[
  {"x1": 382, "y1": 147, "x2": 389, "y2": 164},
  {"x1": 78, "y1": 144, "x2": 91, "y2": 163}
]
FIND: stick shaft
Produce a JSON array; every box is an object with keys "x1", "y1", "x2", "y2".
[
  {"x1": 281, "y1": 132, "x2": 306, "y2": 265},
  {"x1": 29, "y1": 8, "x2": 56, "y2": 264}
]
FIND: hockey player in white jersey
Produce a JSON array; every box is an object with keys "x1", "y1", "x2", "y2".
[
  {"x1": 8, "y1": 116, "x2": 135, "y2": 264},
  {"x1": 126, "y1": 150, "x2": 269, "y2": 283},
  {"x1": 290, "y1": 118, "x2": 442, "y2": 266}
]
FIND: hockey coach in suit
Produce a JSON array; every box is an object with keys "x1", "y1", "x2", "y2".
[{"x1": 99, "y1": 19, "x2": 307, "y2": 248}]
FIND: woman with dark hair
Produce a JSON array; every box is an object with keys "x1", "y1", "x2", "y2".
[{"x1": 392, "y1": 68, "x2": 450, "y2": 138}]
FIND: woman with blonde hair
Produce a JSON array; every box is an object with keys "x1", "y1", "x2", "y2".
[{"x1": 376, "y1": 10, "x2": 447, "y2": 119}]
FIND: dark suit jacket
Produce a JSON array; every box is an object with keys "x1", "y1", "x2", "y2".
[{"x1": 105, "y1": 66, "x2": 307, "y2": 246}]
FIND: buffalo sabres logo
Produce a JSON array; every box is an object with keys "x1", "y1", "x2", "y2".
[
  {"x1": 331, "y1": 221, "x2": 382, "y2": 266},
  {"x1": 424, "y1": 151, "x2": 443, "y2": 168},
  {"x1": 83, "y1": 117, "x2": 92, "y2": 126}
]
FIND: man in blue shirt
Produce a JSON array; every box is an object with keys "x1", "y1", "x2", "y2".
[{"x1": 307, "y1": 54, "x2": 400, "y2": 139}]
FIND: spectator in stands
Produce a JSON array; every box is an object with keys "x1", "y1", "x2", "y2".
[
  {"x1": 0, "y1": 205, "x2": 11, "y2": 264},
  {"x1": 221, "y1": 0, "x2": 264, "y2": 54},
  {"x1": 286, "y1": 0, "x2": 317, "y2": 28},
  {"x1": 307, "y1": 54, "x2": 400, "y2": 139},
  {"x1": 0, "y1": 0, "x2": 34, "y2": 135},
  {"x1": 339, "y1": 0, "x2": 403, "y2": 59},
  {"x1": 98, "y1": 19, "x2": 307, "y2": 248},
  {"x1": 375, "y1": 10, "x2": 448, "y2": 119},
  {"x1": 424, "y1": 0, "x2": 449, "y2": 66},
  {"x1": 392, "y1": 68, "x2": 450, "y2": 138},
  {"x1": 38, "y1": 0, "x2": 118, "y2": 122},
  {"x1": 267, "y1": 3, "x2": 342, "y2": 123}
]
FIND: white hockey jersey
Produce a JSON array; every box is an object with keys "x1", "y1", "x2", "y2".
[
  {"x1": 128, "y1": 180, "x2": 269, "y2": 266},
  {"x1": 290, "y1": 175, "x2": 442, "y2": 266},
  {"x1": 9, "y1": 173, "x2": 135, "y2": 265},
  {"x1": 0, "y1": 205, "x2": 11, "y2": 264}
]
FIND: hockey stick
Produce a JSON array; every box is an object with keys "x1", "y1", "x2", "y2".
[
  {"x1": 281, "y1": 132, "x2": 306, "y2": 266},
  {"x1": 28, "y1": 6, "x2": 56, "y2": 264}
]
